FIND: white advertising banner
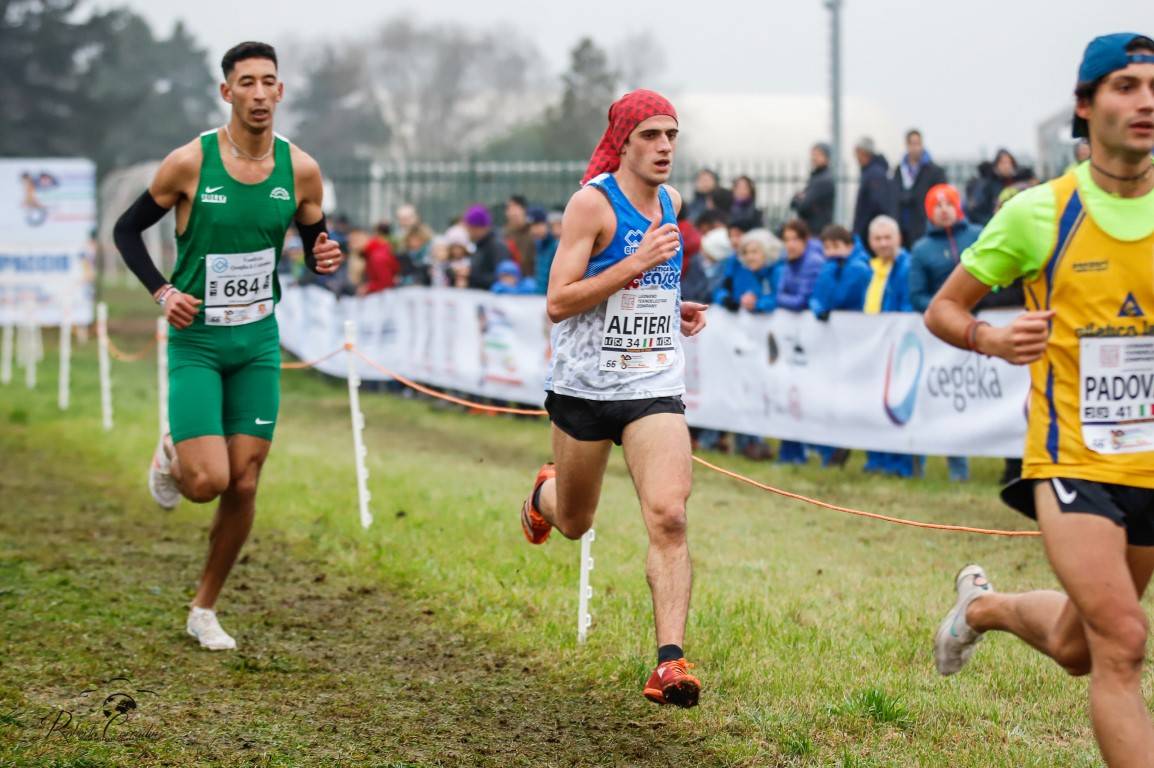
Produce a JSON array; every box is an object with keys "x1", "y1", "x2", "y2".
[
  {"x1": 278, "y1": 285, "x2": 1030, "y2": 457},
  {"x1": 277, "y1": 285, "x2": 551, "y2": 406},
  {"x1": 0, "y1": 158, "x2": 97, "y2": 325}
]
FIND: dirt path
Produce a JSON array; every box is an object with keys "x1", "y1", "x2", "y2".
[{"x1": 0, "y1": 431, "x2": 726, "y2": 768}]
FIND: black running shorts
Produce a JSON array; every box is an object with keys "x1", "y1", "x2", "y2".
[
  {"x1": 1001, "y1": 477, "x2": 1154, "y2": 546},
  {"x1": 544, "y1": 391, "x2": 686, "y2": 445}
]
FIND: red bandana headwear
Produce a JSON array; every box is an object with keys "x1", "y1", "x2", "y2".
[{"x1": 581, "y1": 89, "x2": 678, "y2": 186}]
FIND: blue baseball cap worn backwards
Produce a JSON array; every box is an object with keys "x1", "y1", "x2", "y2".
[{"x1": 1073, "y1": 33, "x2": 1154, "y2": 137}]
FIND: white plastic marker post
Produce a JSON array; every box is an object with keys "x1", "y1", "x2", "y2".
[
  {"x1": 344, "y1": 320, "x2": 373, "y2": 529},
  {"x1": 15, "y1": 324, "x2": 26, "y2": 385},
  {"x1": 156, "y1": 316, "x2": 169, "y2": 437},
  {"x1": 0, "y1": 322, "x2": 12, "y2": 384},
  {"x1": 23, "y1": 323, "x2": 40, "y2": 390},
  {"x1": 58, "y1": 316, "x2": 72, "y2": 410},
  {"x1": 97, "y1": 303, "x2": 113, "y2": 430},
  {"x1": 577, "y1": 528, "x2": 596, "y2": 643},
  {"x1": 31, "y1": 321, "x2": 43, "y2": 362}
]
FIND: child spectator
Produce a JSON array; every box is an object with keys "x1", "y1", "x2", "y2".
[{"x1": 490, "y1": 259, "x2": 536, "y2": 294}]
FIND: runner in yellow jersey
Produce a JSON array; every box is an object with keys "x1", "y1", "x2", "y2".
[{"x1": 926, "y1": 33, "x2": 1154, "y2": 767}]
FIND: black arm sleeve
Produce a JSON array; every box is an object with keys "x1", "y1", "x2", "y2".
[
  {"x1": 297, "y1": 216, "x2": 328, "y2": 273},
  {"x1": 112, "y1": 190, "x2": 171, "y2": 295}
]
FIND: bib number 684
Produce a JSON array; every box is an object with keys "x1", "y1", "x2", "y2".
[{"x1": 223, "y1": 277, "x2": 262, "y2": 298}]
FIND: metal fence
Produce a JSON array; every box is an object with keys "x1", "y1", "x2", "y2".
[
  {"x1": 327, "y1": 158, "x2": 984, "y2": 232},
  {"x1": 97, "y1": 157, "x2": 986, "y2": 282}
]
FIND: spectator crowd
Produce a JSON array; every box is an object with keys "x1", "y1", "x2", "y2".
[
  {"x1": 282, "y1": 195, "x2": 563, "y2": 299},
  {"x1": 282, "y1": 130, "x2": 1087, "y2": 483}
]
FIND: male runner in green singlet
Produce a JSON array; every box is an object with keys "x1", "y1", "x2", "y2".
[{"x1": 113, "y1": 41, "x2": 343, "y2": 650}]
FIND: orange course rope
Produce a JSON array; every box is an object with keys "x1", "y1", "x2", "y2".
[
  {"x1": 106, "y1": 334, "x2": 158, "y2": 362},
  {"x1": 350, "y1": 347, "x2": 549, "y2": 417},
  {"x1": 691, "y1": 455, "x2": 1041, "y2": 538},
  {"x1": 280, "y1": 347, "x2": 345, "y2": 370},
  {"x1": 344, "y1": 343, "x2": 1039, "y2": 539}
]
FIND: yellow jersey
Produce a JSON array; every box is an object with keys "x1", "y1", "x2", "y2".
[{"x1": 963, "y1": 165, "x2": 1154, "y2": 487}]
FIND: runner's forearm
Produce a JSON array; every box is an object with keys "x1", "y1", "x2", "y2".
[
  {"x1": 113, "y1": 190, "x2": 171, "y2": 295},
  {"x1": 547, "y1": 254, "x2": 648, "y2": 322},
  {"x1": 925, "y1": 295, "x2": 990, "y2": 353},
  {"x1": 925, "y1": 294, "x2": 969, "y2": 348}
]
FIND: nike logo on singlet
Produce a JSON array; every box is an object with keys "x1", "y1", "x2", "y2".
[
  {"x1": 201, "y1": 187, "x2": 227, "y2": 204},
  {"x1": 255, "y1": 418, "x2": 274, "y2": 425}
]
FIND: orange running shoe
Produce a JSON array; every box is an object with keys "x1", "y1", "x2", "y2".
[
  {"x1": 643, "y1": 658, "x2": 701, "y2": 708},
  {"x1": 520, "y1": 462, "x2": 556, "y2": 544}
]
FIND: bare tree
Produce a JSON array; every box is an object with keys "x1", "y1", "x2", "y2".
[
  {"x1": 612, "y1": 33, "x2": 670, "y2": 93},
  {"x1": 289, "y1": 45, "x2": 391, "y2": 170},
  {"x1": 361, "y1": 17, "x2": 547, "y2": 160}
]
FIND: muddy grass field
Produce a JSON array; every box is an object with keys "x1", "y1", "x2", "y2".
[{"x1": 0, "y1": 296, "x2": 1128, "y2": 766}]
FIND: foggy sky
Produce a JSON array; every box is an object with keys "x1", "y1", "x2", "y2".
[{"x1": 106, "y1": 0, "x2": 1154, "y2": 159}]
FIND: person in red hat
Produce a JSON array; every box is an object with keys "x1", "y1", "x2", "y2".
[
  {"x1": 927, "y1": 33, "x2": 1154, "y2": 766},
  {"x1": 517, "y1": 89, "x2": 708, "y2": 708}
]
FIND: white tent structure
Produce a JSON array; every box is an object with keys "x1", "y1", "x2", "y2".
[{"x1": 675, "y1": 91, "x2": 904, "y2": 165}]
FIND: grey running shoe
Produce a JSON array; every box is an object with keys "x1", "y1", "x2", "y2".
[
  {"x1": 147, "y1": 434, "x2": 180, "y2": 510},
  {"x1": 934, "y1": 564, "x2": 994, "y2": 676}
]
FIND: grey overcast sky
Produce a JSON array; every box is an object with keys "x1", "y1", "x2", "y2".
[{"x1": 108, "y1": 0, "x2": 1153, "y2": 159}]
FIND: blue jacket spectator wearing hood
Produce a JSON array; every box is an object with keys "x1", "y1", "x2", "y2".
[
  {"x1": 490, "y1": 259, "x2": 536, "y2": 295},
  {"x1": 909, "y1": 183, "x2": 982, "y2": 313},
  {"x1": 810, "y1": 224, "x2": 871, "y2": 320},
  {"x1": 712, "y1": 228, "x2": 782, "y2": 313},
  {"x1": 852, "y1": 137, "x2": 898, "y2": 244},
  {"x1": 863, "y1": 215, "x2": 917, "y2": 478}
]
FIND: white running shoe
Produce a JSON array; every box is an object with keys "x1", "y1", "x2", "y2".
[
  {"x1": 934, "y1": 564, "x2": 994, "y2": 676},
  {"x1": 186, "y1": 606, "x2": 237, "y2": 651},
  {"x1": 147, "y1": 434, "x2": 180, "y2": 510}
]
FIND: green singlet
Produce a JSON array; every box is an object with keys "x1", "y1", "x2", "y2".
[{"x1": 167, "y1": 129, "x2": 297, "y2": 443}]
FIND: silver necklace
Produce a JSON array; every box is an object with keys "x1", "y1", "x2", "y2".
[{"x1": 223, "y1": 124, "x2": 273, "y2": 161}]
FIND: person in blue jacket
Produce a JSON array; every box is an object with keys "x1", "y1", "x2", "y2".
[
  {"x1": 712, "y1": 227, "x2": 781, "y2": 313},
  {"x1": 908, "y1": 184, "x2": 982, "y2": 313},
  {"x1": 490, "y1": 259, "x2": 536, "y2": 294},
  {"x1": 908, "y1": 183, "x2": 982, "y2": 481},
  {"x1": 861, "y1": 215, "x2": 918, "y2": 478},
  {"x1": 810, "y1": 224, "x2": 871, "y2": 321},
  {"x1": 775, "y1": 219, "x2": 825, "y2": 313}
]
